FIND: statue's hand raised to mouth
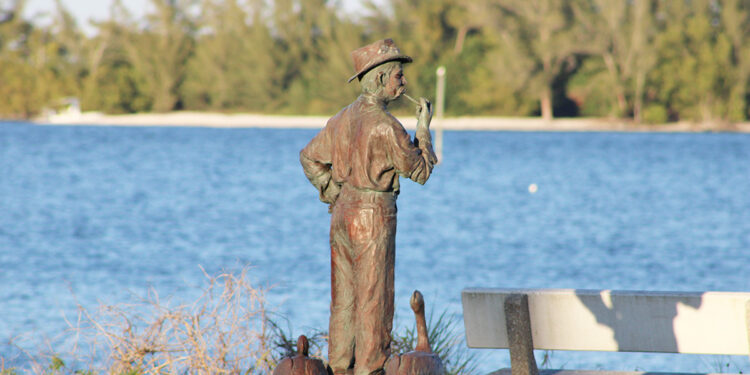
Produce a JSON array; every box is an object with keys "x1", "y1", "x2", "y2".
[{"x1": 416, "y1": 97, "x2": 432, "y2": 129}]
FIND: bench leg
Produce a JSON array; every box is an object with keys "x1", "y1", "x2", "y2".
[{"x1": 504, "y1": 294, "x2": 539, "y2": 375}]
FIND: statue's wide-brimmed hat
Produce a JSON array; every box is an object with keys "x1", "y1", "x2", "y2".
[{"x1": 348, "y1": 38, "x2": 412, "y2": 83}]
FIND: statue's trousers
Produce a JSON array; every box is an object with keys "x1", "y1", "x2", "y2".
[{"x1": 328, "y1": 184, "x2": 397, "y2": 375}]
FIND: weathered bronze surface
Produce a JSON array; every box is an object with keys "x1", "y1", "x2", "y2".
[
  {"x1": 385, "y1": 291, "x2": 446, "y2": 375},
  {"x1": 300, "y1": 38, "x2": 437, "y2": 375},
  {"x1": 273, "y1": 335, "x2": 328, "y2": 375}
]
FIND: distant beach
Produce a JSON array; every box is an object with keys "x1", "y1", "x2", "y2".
[{"x1": 35, "y1": 111, "x2": 750, "y2": 132}]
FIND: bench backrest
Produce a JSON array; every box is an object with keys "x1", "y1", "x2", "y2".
[{"x1": 462, "y1": 288, "x2": 750, "y2": 355}]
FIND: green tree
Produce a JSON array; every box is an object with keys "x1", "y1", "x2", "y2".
[
  {"x1": 271, "y1": 0, "x2": 364, "y2": 114},
  {"x1": 125, "y1": 0, "x2": 195, "y2": 112},
  {"x1": 570, "y1": 0, "x2": 657, "y2": 121},
  {"x1": 459, "y1": 17, "x2": 537, "y2": 115},
  {"x1": 721, "y1": 0, "x2": 750, "y2": 121},
  {"x1": 81, "y1": 1, "x2": 150, "y2": 113},
  {"x1": 0, "y1": 0, "x2": 85, "y2": 118},
  {"x1": 0, "y1": 0, "x2": 35, "y2": 117},
  {"x1": 483, "y1": 0, "x2": 585, "y2": 120},
  {"x1": 0, "y1": 55, "x2": 40, "y2": 118},
  {"x1": 3, "y1": 0, "x2": 749, "y2": 120},
  {"x1": 181, "y1": 0, "x2": 279, "y2": 111},
  {"x1": 42, "y1": 1, "x2": 87, "y2": 103},
  {"x1": 0, "y1": 0, "x2": 25, "y2": 53},
  {"x1": 652, "y1": 0, "x2": 734, "y2": 125}
]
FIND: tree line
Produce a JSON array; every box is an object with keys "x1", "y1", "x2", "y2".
[{"x1": 1, "y1": 0, "x2": 748, "y2": 126}]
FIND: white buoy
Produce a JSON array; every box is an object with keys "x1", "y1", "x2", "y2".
[{"x1": 528, "y1": 183, "x2": 538, "y2": 194}]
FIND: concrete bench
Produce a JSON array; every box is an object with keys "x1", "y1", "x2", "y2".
[{"x1": 461, "y1": 288, "x2": 750, "y2": 375}]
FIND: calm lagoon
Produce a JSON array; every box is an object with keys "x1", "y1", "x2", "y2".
[{"x1": 1, "y1": 122, "x2": 749, "y2": 372}]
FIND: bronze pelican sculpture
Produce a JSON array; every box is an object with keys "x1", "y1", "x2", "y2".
[
  {"x1": 385, "y1": 290, "x2": 446, "y2": 375},
  {"x1": 273, "y1": 335, "x2": 328, "y2": 375}
]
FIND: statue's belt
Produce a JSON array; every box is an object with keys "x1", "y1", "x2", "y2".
[{"x1": 335, "y1": 184, "x2": 397, "y2": 207}]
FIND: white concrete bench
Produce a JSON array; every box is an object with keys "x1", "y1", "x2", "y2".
[{"x1": 461, "y1": 288, "x2": 750, "y2": 375}]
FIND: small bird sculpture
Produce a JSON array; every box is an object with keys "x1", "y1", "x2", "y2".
[
  {"x1": 385, "y1": 290, "x2": 446, "y2": 375},
  {"x1": 273, "y1": 335, "x2": 328, "y2": 375}
]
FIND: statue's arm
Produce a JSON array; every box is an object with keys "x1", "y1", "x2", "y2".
[
  {"x1": 414, "y1": 124, "x2": 438, "y2": 168},
  {"x1": 414, "y1": 97, "x2": 438, "y2": 166},
  {"x1": 385, "y1": 121, "x2": 436, "y2": 185},
  {"x1": 300, "y1": 126, "x2": 339, "y2": 204}
]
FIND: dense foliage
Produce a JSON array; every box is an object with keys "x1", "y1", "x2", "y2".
[{"x1": 1, "y1": 0, "x2": 748, "y2": 125}]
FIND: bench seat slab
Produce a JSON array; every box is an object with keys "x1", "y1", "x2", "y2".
[
  {"x1": 490, "y1": 369, "x2": 733, "y2": 375},
  {"x1": 462, "y1": 288, "x2": 750, "y2": 355}
]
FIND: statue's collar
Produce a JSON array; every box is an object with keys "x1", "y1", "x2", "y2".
[{"x1": 360, "y1": 93, "x2": 388, "y2": 108}]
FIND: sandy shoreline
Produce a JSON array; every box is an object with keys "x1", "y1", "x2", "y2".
[{"x1": 35, "y1": 111, "x2": 750, "y2": 132}]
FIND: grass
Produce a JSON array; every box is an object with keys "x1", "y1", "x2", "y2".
[
  {"x1": 1, "y1": 267, "x2": 478, "y2": 375},
  {"x1": 391, "y1": 306, "x2": 479, "y2": 375},
  {"x1": 3, "y1": 267, "x2": 281, "y2": 374}
]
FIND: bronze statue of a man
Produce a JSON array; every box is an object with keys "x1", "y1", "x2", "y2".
[{"x1": 300, "y1": 39, "x2": 437, "y2": 375}]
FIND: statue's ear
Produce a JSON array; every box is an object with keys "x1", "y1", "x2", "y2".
[{"x1": 377, "y1": 70, "x2": 387, "y2": 87}]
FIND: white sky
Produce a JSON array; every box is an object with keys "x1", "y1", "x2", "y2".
[
  {"x1": 24, "y1": 0, "x2": 148, "y2": 33},
  {"x1": 23, "y1": 0, "x2": 373, "y2": 35}
]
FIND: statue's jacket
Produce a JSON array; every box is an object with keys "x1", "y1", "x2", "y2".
[{"x1": 299, "y1": 93, "x2": 435, "y2": 206}]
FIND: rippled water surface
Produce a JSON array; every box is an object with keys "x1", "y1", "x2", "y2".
[{"x1": 1, "y1": 122, "x2": 749, "y2": 372}]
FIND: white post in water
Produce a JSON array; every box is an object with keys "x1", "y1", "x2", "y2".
[{"x1": 435, "y1": 66, "x2": 446, "y2": 164}]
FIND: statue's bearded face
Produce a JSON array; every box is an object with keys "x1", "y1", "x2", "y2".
[
  {"x1": 360, "y1": 61, "x2": 408, "y2": 102},
  {"x1": 383, "y1": 64, "x2": 407, "y2": 101}
]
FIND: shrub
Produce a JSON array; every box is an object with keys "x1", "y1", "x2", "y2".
[
  {"x1": 21, "y1": 266, "x2": 285, "y2": 375},
  {"x1": 5, "y1": 269, "x2": 478, "y2": 375},
  {"x1": 643, "y1": 104, "x2": 669, "y2": 124}
]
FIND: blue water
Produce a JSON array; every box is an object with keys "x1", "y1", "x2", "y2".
[{"x1": 1, "y1": 122, "x2": 749, "y2": 373}]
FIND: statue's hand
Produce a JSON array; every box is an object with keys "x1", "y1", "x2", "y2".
[
  {"x1": 322, "y1": 181, "x2": 341, "y2": 206},
  {"x1": 325, "y1": 183, "x2": 340, "y2": 213},
  {"x1": 416, "y1": 97, "x2": 433, "y2": 128}
]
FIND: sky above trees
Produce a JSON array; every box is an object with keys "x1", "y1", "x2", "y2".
[
  {"x1": 23, "y1": 0, "x2": 373, "y2": 35},
  {"x1": 25, "y1": 0, "x2": 148, "y2": 34}
]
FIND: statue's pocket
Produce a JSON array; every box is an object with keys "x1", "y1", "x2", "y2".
[{"x1": 349, "y1": 207, "x2": 376, "y2": 245}]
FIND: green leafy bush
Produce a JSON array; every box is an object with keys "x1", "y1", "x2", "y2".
[{"x1": 643, "y1": 104, "x2": 669, "y2": 124}]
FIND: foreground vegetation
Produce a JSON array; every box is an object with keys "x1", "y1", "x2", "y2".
[
  {"x1": 0, "y1": 267, "x2": 476, "y2": 375},
  {"x1": 1, "y1": 0, "x2": 749, "y2": 126}
]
